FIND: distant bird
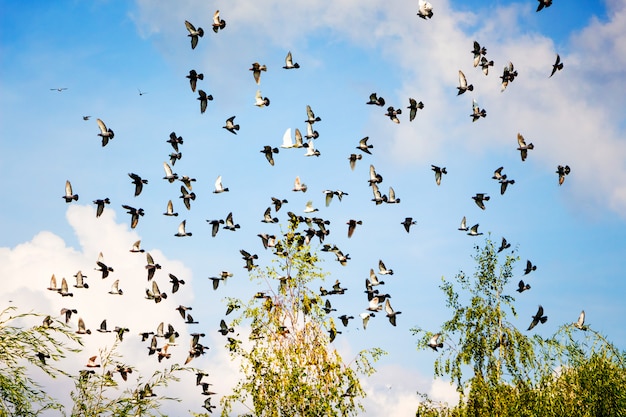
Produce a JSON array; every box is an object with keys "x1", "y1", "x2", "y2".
[
  {"x1": 162, "y1": 162, "x2": 178, "y2": 183},
  {"x1": 50, "y1": 87, "x2": 68, "y2": 92},
  {"x1": 73, "y1": 271, "x2": 88, "y2": 289},
  {"x1": 457, "y1": 70, "x2": 473, "y2": 95},
  {"x1": 368, "y1": 165, "x2": 383, "y2": 185},
  {"x1": 254, "y1": 90, "x2": 270, "y2": 107},
  {"x1": 63, "y1": 180, "x2": 79, "y2": 203},
  {"x1": 223, "y1": 116, "x2": 239, "y2": 134},
  {"x1": 385, "y1": 299, "x2": 401, "y2": 326},
  {"x1": 93, "y1": 198, "x2": 110, "y2": 217},
  {"x1": 271, "y1": 197, "x2": 288, "y2": 212},
  {"x1": 516, "y1": 280, "x2": 531, "y2": 293},
  {"x1": 527, "y1": 305, "x2": 548, "y2": 330},
  {"x1": 379, "y1": 260, "x2": 394, "y2": 275},
  {"x1": 366, "y1": 296, "x2": 383, "y2": 313},
  {"x1": 470, "y1": 99, "x2": 487, "y2": 122},
  {"x1": 206, "y1": 219, "x2": 224, "y2": 237},
  {"x1": 305, "y1": 105, "x2": 322, "y2": 124},
  {"x1": 249, "y1": 62, "x2": 267, "y2": 85},
  {"x1": 360, "y1": 312, "x2": 375, "y2": 330},
  {"x1": 212, "y1": 10, "x2": 226, "y2": 33},
  {"x1": 283, "y1": 51, "x2": 299, "y2": 69},
  {"x1": 516, "y1": 133, "x2": 534, "y2": 161},
  {"x1": 498, "y1": 237, "x2": 511, "y2": 253},
  {"x1": 261, "y1": 146, "x2": 279, "y2": 166},
  {"x1": 471, "y1": 41, "x2": 487, "y2": 67},
  {"x1": 170, "y1": 153, "x2": 182, "y2": 166},
  {"x1": 386, "y1": 186, "x2": 400, "y2": 204},
  {"x1": 122, "y1": 205, "x2": 144, "y2": 229},
  {"x1": 197, "y1": 90, "x2": 213, "y2": 113},
  {"x1": 479, "y1": 56, "x2": 494, "y2": 75},
  {"x1": 431, "y1": 165, "x2": 447, "y2": 186},
  {"x1": 257, "y1": 233, "x2": 276, "y2": 250},
  {"x1": 417, "y1": 0, "x2": 433, "y2": 19},
  {"x1": 179, "y1": 185, "x2": 196, "y2": 210},
  {"x1": 550, "y1": 54, "x2": 564, "y2": 77},
  {"x1": 169, "y1": 274, "x2": 185, "y2": 293},
  {"x1": 371, "y1": 183, "x2": 387, "y2": 205},
  {"x1": 304, "y1": 122, "x2": 320, "y2": 141},
  {"x1": 401, "y1": 217, "x2": 416, "y2": 233},
  {"x1": 458, "y1": 216, "x2": 469, "y2": 231},
  {"x1": 366, "y1": 93, "x2": 385, "y2": 107},
  {"x1": 76, "y1": 317, "x2": 91, "y2": 335},
  {"x1": 407, "y1": 98, "x2": 424, "y2": 121},
  {"x1": 261, "y1": 207, "x2": 278, "y2": 224},
  {"x1": 184, "y1": 20, "x2": 204, "y2": 49},
  {"x1": 356, "y1": 137, "x2": 373, "y2": 154},
  {"x1": 524, "y1": 260, "x2": 537, "y2": 275},
  {"x1": 223, "y1": 212, "x2": 240, "y2": 231},
  {"x1": 467, "y1": 224, "x2": 483, "y2": 236},
  {"x1": 499, "y1": 178, "x2": 515, "y2": 195},
  {"x1": 82, "y1": 116, "x2": 91, "y2": 120},
  {"x1": 213, "y1": 175, "x2": 229, "y2": 193},
  {"x1": 128, "y1": 173, "x2": 148, "y2": 197},
  {"x1": 556, "y1": 165, "x2": 571, "y2": 185},
  {"x1": 95, "y1": 252, "x2": 114, "y2": 279},
  {"x1": 280, "y1": 128, "x2": 297, "y2": 148},
  {"x1": 293, "y1": 176, "x2": 308, "y2": 192},
  {"x1": 176, "y1": 305, "x2": 192, "y2": 320},
  {"x1": 492, "y1": 166, "x2": 506, "y2": 181},
  {"x1": 96, "y1": 118, "x2": 114, "y2": 147},
  {"x1": 108, "y1": 279, "x2": 123, "y2": 295},
  {"x1": 428, "y1": 333, "x2": 444, "y2": 351},
  {"x1": 218, "y1": 319, "x2": 234, "y2": 336},
  {"x1": 384, "y1": 106, "x2": 402, "y2": 123},
  {"x1": 213, "y1": 10, "x2": 226, "y2": 33},
  {"x1": 574, "y1": 310, "x2": 587, "y2": 330},
  {"x1": 348, "y1": 153, "x2": 362, "y2": 171},
  {"x1": 347, "y1": 219, "x2": 362, "y2": 238},
  {"x1": 167, "y1": 132, "x2": 183, "y2": 152},
  {"x1": 58, "y1": 278, "x2": 73, "y2": 297},
  {"x1": 163, "y1": 200, "x2": 178, "y2": 217},
  {"x1": 174, "y1": 220, "x2": 192, "y2": 237},
  {"x1": 97, "y1": 320, "x2": 111, "y2": 334},
  {"x1": 303, "y1": 200, "x2": 318, "y2": 214},
  {"x1": 536, "y1": 0, "x2": 553, "y2": 12},
  {"x1": 472, "y1": 193, "x2": 490, "y2": 210},
  {"x1": 137, "y1": 88, "x2": 147, "y2": 96},
  {"x1": 500, "y1": 62, "x2": 518, "y2": 92},
  {"x1": 61, "y1": 308, "x2": 77, "y2": 324},
  {"x1": 338, "y1": 315, "x2": 354, "y2": 327},
  {"x1": 145, "y1": 253, "x2": 162, "y2": 281},
  {"x1": 179, "y1": 175, "x2": 196, "y2": 190},
  {"x1": 186, "y1": 69, "x2": 203, "y2": 92},
  {"x1": 146, "y1": 280, "x2": 167, "y2": 303},
  {"x1": 47, "y1": 274, "x2": 59, "y2": 292}
]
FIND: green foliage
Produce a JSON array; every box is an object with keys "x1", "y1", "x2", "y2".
[
  {"x1": 0, "y1": 306, "x2": 82, "y2": 416},
  {"x1": 221, "y1": 223, "x2": 384, "y2": 416}
]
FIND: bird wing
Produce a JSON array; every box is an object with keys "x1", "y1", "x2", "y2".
[
  {"x1": 65, "y1": 180, "x2": 73, "y2": 196},
  {"x1": 459, "y1": 70, "x2": 467, "y2": 88}
]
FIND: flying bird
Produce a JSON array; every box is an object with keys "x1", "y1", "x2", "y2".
[
  {"x1": 95, "y1": 252, "x2": 114, "y2": 279},
  {"x1": 145, "y1": 252, "x2": 162, "y2": 281},
  {"x1": 163, "y1": 200, "x2": 178, "y2": 217},
  {"x1": 162, "y1": 162, "x2": 178, "y2": 183},
  {"x1": 492, "y1": 166, "x2": 506, "y2": 181},
  {"x1": 73, "y1": 271, "x2": 88, "y2": 289},
  {"x1": 401, "y1": 217, "x2": 416, "y2": 233},
  {"x1": 499, "y1": 178, "x2": 515, "y2": 195},
  {"x1": 407, "y1": 98, "x2": 424, "y2": 121},
  {"x1": 574, "y1": 310, "x2": 587, "y2": 330},
  {"x1": 417, "y1": 0, "x2": 433, "y2": 19},
  {"x1": 167, "y1": 132, "x2": 183, "y2": 152},
  {"x1": 50, "y1": 87, "x2": 68, "y2": 92},
  {"x1": 60, "y1": 308, "x2": 77, "y2": 323},
  {"x1": 96, "y1": 118, "x2": 114, "y2": 146},
  {"x1": 249, "y1": 62, "x2": 267, "y2": 85},
  {"x1": 58, "y1": 277, "x2": 73, "y2": 297},
  {"x1": 197, "y1": 90, "x2": 213, "y2": 113},
  {"x1": 305, "y1": 105, "x2": 321, "y2": 124},
  {"x1": 293, "y1": 176, "x2": 308, "y2": 192},
  {"x1": 556, "y1": 165, "x2": 571, "y2": 185},
  {"x1": 212, "y1": 10, "x2": 226, "y2": 32},
  {"x1": 223, "y1": 212, "x2": 240, "y2": 231},
  {"x1": 368, "y1": 165, "x2": 383, "y2": 185},
  {"x1": 261, "y1": 207, "x2": 279, "y2": 224},
  {"x1": 479, "y1": 56, "x2": 494, "y2": 75},
  {"x1": 63, "y1": 180, "x2": 79, "y2": 203},
  {"x1": 385, "y1": 299, "x2": 401, "y2": 326},
  {"x1": 536, "y1": 0, "x2": 553, "y2": 12},
  {"x1": 254, "y1": 90, "x2": 270, "y2": 107},
  {"x1": 206, "y1": 219, "x2": 224, "y2": 237},
  {"x1": 458, "y1": 216, "x2": 469, "y2": 231},
  {"x1": 471, "y1": 41, "x2": 487, "y2": 67},
  {"x1": 428, "y1": 333, "x2": 444, "y2": 351},
  {"x1": 516, "y1": 280, "x2": 531, "y2": 293},
  {"x1": 384, "y1": 106, "x2": 402, "y2": 123},
  {"x1": 186, "y1": 69, "x2": 203, "y2": 92},
  {"x1": 360, "y1": 312, "x2": 375, "y2": 330},
  {"x1": 184, "y1": 20, "x2": 204, "y2": 49},
  {"x1": 271, "y1": 197, "x2": 288, "y2": 211},
  {"x1": 527, "y1": 305, "x2": 548, "y2": 331},
  {"x1": 550, "y1": 54, "x2": 564, "y2": 77},
  {"x1": 347, "y1": 219, "x2": 362, "y2": 238},
  {"x1": 366, "y1": 93, "x2": 385, "y2": 107},
  {"x1": 524, "y1": 260, "x2": 537, "y2": 275},
  {"x1": 356, "y1": 137, "x2": 373, "y2": 154},
  {"x1": 108, "y1": 279, "x2": 123, "y2": 295},
  {"x1": 379, "y1": 260, "x2": 394, "y2": 275},
  {"x1": 516, "y1": 133, "x2": 534, "y2": 161},
  {"x1": 179, "y1": 185, "x2": 196, "y2": 210},
  {"x1": 457, "y1": 70, "x2": 473, "y2": 95},
  {"x1": 498, "y1": 237, "x2": 511, "y2": 253},
  {"x1": 261, "y1": 146, "x2": 279, "y2": 165},
  {"x1": 470, "y1": 99, "x2": 487, "y2": 122},
  {"x1": 213, "y1": 175, "x2": 229, "y2": 193},
  {"x1": 500, "y1": 62, "x2": 518, "y2": 92},
  {"x1": 472, "y1": 193, "x2": 490, "y2": 210},
  {"x1": 431, "y1": 165, "x2": 447, "y2": 186},
  {"x1": 283, "y1": 51, "x2": 299, "y2": 69},
  {"x1": 386, "y1": 186, "x2": 400, "y2": 204},
  {"x1": 76, "y1": 317, "x2": 91, "y2": 335},
  {"x1": 122, "y1": 205, "x2": 144, "y2": 229},
  {"x1": 128, "y1": 173, "x2": 148, "y2": 197},
  {"x1": 371, "y1": 183, "x2": 387, "y2": 205},
  {"x1": 467, "y1": 223, "x2": 483, "y2": 236},
  {"x1": 348, "y1": 153, "x2": 362, "y2": 171},
  {"x1": 174, "y1": 220, "x2": 192, "y2": 237},
  {"x1": 169, "y1": 274, "x2": 185, "y2": 293},
  {"x1": 223, "y1": 116, "x2": 240, "y2": 134},
  {"x1": 93, "y1": 198, "x2": 110, "y2": 217}
]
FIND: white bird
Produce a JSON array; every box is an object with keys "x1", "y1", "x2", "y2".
[
  {"x1": 574, "y1": 310, "x2": 587, "y2": 330},
  {"x1": 163, "y1": 200, "x2": 178, "y2": 217},
  {"x1": 62, "y1": 180, "x2": 79, "y2": 203},
  {"x1": 280, "y1": 128, "x2": 295, "y2": 148},
  {"x1": 96, "y1": 118, "x2": 114, "y2": 146},
  {"x1": 417, "y1": 0, "x2": 433, "y2": 19},
  {"x1": 293, "y1": 176, "x2": 307, "y2": 192},
  {"x1": 386, "y1": 187, "x2": 400, "y2": 204},
  {"x1": 360, "y1": 312, "x2": 375, "y2": 330},
  {"x1": 458, "y1": 216, "x2": 469, "y2": 231},
  {"x1": 254, "y1": 90, "x2": 270, "y2": 107},
  {"x1": 108, "y1": 279, "x2": 123, "y2": 295},
  {"x1": 303, "y1": 201, "x2": 318, "y2": 213},
  {"x1": 213, "y1": 175, "x2": 229, "y2": 193},
  {"x1": 367, "y1": 296, "x2": 382, "y2": 312},
  {"x1": 385, "y1": 299, "x2": 401, "y2": 326},
  {"x1": 467, "y1": 223, "x2": 483, "y2": 236},
  {"x1": 304, "y1": 139, "x2": 320, "y2": 156},
  {"x1": 283, "y1": 51, "x2": 299, "y2": 69},
  {"x1": 163, "y1": 162, "x2": 178, "y2": 182},
  {"x1": 174, "y1": 220, "x2": 192, "y2": 237}
]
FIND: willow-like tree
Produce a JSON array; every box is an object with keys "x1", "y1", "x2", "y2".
[{"x1": 221, "y1": 221, "x2": 384, "y2": 416}]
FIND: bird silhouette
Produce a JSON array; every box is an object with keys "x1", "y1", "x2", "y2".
[
  {"x1": 197, "y1": 90, "x2": 213, "y2": 113},
  {"x1": 527, "y1": 305, "x2": 548, "y2": 330},
  {"x1": 366, "y1": 93, "x2": 385, "y2": 106},
  {"x1": 536, "y1": 0, "x2": 553, "y2": 12},
  {"x1": 407, "y1": 98, "x2": 424, "y2": 121},
  {"x1": 556, "y1": 165, "x2": 571, "y2": 185},
  {"x1": 550, "y1": 54, "x2": 563, "y2": 77},
  {"x1": 516, "y1": 280, "x2": 531, "y2": 293},
  {"x1": 524, "y1": 260, "x2": 537, "y2": 275},
  {"x1": 93, "y1": 198, "x2": 110, "y2": 217},
  {"x1": 249, "y1": 62, "x2": 267, "y2": 85},
  {"x1": 223, "y1": 116, "x2": 240, "y2": 134},
  {"x1": 186, "y1": 69, "x2": 203, "y2": 92},
  {"x1": 472, "y1": 193, "x2": 490, "y2": 210},
  {"x1": 128, "y1": 173, "x2": 148, "y2": 197},
  {"x1": 431, "y1": 165, "x2": 447, "y2": 186}
]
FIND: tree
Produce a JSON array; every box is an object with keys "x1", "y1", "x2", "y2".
[
  {"x1": 0, "y1": 306, "x2": 82, "y2": 416},
  {"x1": 221, "y1": 220, "x2": 384, "y2": 416}
]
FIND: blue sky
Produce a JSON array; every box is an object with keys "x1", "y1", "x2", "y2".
[{"x1": 1, "y1": 0, "x2": 625, "y2": 415}]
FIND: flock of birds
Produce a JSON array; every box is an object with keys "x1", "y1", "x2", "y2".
[{"x1": 43, "y1": 0, "x2": 592, "y2": 412}]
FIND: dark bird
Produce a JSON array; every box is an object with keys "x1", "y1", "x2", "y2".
[
  {"x1": 60, "y1": 308, "x2": 77, "y2": 324},
  {"x1": 338, "y1": 315, "x2": 354, "y2": 327},
  {"x1": 574, "y1": 310, "x2": 587, "y2": 330},
  {"x1": 348, "y1": 153, "x2": 362, "y2": 171},
  {"x1": 500, "y1": 62, "x2": 518, "y2": 92},
  {"x1": 524, "y1": 260, "x2": 537, "y2": 275},
  {"x1": 249, "y1": 62, "x2": 267, "y2": 85},
  {"x1": 179, "y1": 185, "x2": 196, "y2": 210},
  {"x1": 93, "y1": 198, "x2": 110, "y2": 217},
  {"x1": 471, "y1": 41, "x2": 487, "y2": 67},
  {"x1": 137, "y1": 88, "x2": 147, "y2": 96},
  {"x1": 170, "y1": 151, "x2": 182, "y2": 164},
  {"x1": 479, "y1": 56, "x2": 494, "y2": 75},
  {"x1": 499, "y1": 178, "x2": 515, "y2": 195},
  {"x1": 212, "y1": 10, "x2": 226, "y2": 33},
  {"x1": 179, "y1": 175, "x2": 196, "y2": 190},
  {"x1": 428, "y1": 333, "x2": 444, "y2": 351},
  {"x1": 467, "y1": 223, "x2": 483, "y2": 236},
  {"x1": 97, "y1": 319, "x2": 111, "y2": 333},
  {"x1": 95, "y1": 252, "x2": 114, "y2": 279},
  {"x1": 498, "y1": 237, "x2": 511, "y2": 253},
  {"x1": 556, "y1": 165, "x2": 571, "y2": 185},
  {"x1": 184, "y1": 20, "x2": 204, "y2": 49},
  {"x1": 527, "y1": 305, "x2": 548, "y2": 330},
  {"x1": 470, "y1": 99, "x2": 487, "y2": 122},
  {"x1": 50, "y1": 87, "x2": 68, "y2": 92},
  {"x1": 186, "y1": 69, "x2": 203, "y2": 92},
  {"x1": 271, "y1": 197, "x2": 288, "y2": 212},
  {"x1": 168, "y1": 274, "x2": 185, "y2": 293},
  {"x1": 472, "y1": 193, "x2": 490, "y2": 210},
  {"x1": 261, "y1": 146, "x2": 279, "y2": 166},
  {"x1": 417, "y1": 0, "x2": 433, "y2": 19},
  {"x1": 167, "y1": 132, "x2": 183, "y2": 152},
  {"x1": 536, "y1": 0, "x2": 553, "y2": 12},
  {"x1": 517, "y1": 133, "x2": 534, "y2": 161},
  {"x1": 517, "y1": 280, "x2": 531, "y2": 293},
  {"x1": 356, "y1": 136, "x2": 373, "y2": 154},
  {"x1": 63, "y1": 180, "x2": 79, "y2": 203},
  {"x1": 223, "y1": 116, "x2": 240, "y2": 134},
  {"x1": 407, "y1": 98, "x2": 424, "y2": 121},
  {"x1": 347, "y1": 219, "x2": 362, "y2": 238},
  {"x1": 254, "y1": 90, "x2": 270, "y2": 107},
  {"x1": 197, "y1": 90, "x2": 213, "y2": 113},
  {"x1": 96, "y1": 118, "x2": 114, "y2": 147},
  {"x1": 550, "y1": 54, "x2": 564, "y2": 77},
  {"x1": 366, "y1": 93, "x2": 385, "y2": 107},
  {"x1": 128, "y1": 173, "x2": 148, "y2": 197},
  {"x1": 122, "y1": 205, "x2": 144, "y2": 229},
  {"x1": 431, "y1": 165, "x2": 447, "y2": 186},
  {"x1": 401, "y1": 217, "x2": 416, "y2": 233},
  {"x1": 82, "y1": 116, "x2": 91, "y2": 120},
  {"x1": 145, "y1": 253, "x2": 162, "y2": 281},
  {"x1": 176, "y1": 305, "x2": 192, "y2": 320},
  {"x1": 385, "y1": 299, "x2": 401, "y2": 326},
  {"x1": 384, "y1": 106, "x2": 402, "y2": 123},
  {"x1": 457, "y1": 70, "x2": 473, "y2": 95},
  {"x1": 206, "y1": 219, "x2": 224, "y2": 237},
  {"x1": 283, "y1": 51, "x2": 299, "y2": 69},
  {"x1": 218, "y1": 319, "x2": 234, "y2": 336}
]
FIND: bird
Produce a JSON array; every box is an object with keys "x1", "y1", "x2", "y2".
[
  {"x1": 517, "y1": 280, "x2": 531, "y2": 293},
  {"x1": 492, "y1": 167, "x2": 506, "y2": 181},
  {"x1": 304, "y1": 139, "x2": 320, "y2": 157},
  {"x1": 347, "y1": 219, "x2": 362, "y2": 238},
  {"x1": 348, "y1": 153, "x2": 362, "y2": 171},
  {"x1": 163, "y1": 200, "x2": 178, "y2": 217},
  {"x1": 82, "y1": 115, "x2": 91, "y2": 120},
  {"x1": 574, "y1": 310, "x2": 587, "y2": 330},
  {"x1": 458, "y1": 216, "x2": 469, "y2": 231},
  {"x1": 122, "y1": 205, "x2": 144, "y2": 229},
  {"x1": 271, "y1": 197, "x2": 288, "y2": 211},
  {"x1": 174, "y1": 220, "x2": 192, "y2": 237},
  {"x1": 218, "y1": 319, "x2": 234, "y2": 336},
  {"x1": 223, "y1": 116, "x2": 240, "y2": 134},
  {"x1": 536, "y1": 0, "x2": 553, "y2": 12},
  {"x1": 145, "y1": 280, "x2": 167, "y2": 303},
  {"x1": 86, "y1": 355, "x2": 100, "y2": 368},
  {"x1": 472, "y1": 193, "x2": 490, "y2": 210},
  {"x1": 500, "y1": 62, "x2": 518, "y2": 92},
  {"x1": 93, "y1": 198, "x2": 110, "y2": 217},
  {"x1": 407, "y1": 98, "x2": 424, "y2": 121},
  {"x1": 206, "y1": 219, "x2": 224, "y2": 237},
  {"x1": 58, "y1": 277, "x2": 73, "y2": 297},
  {"x1": 371, "y1": 184, "x2": 387, "y2": 205},
  {"x1": 401, "y1": 217, "x2": 416, "y2": 233},
  {"x1": 386, "y1": 187, "x2": 400, "y2": 204},
  {"x1": 384, "y1": 106, "x2": 402, "y2": 123},
  {"x1": 524, "y1": 260, "x2": 537, "y2": 275},
  {"x1": 179, "y1": 185, "x2": 196, "y2": 210},
  {"x1": 108, "y1": 279, "x2": 123, "y2": 295},
  {"x1": 293, "y1": 176, "x2": 308, "y2": 192},
  {"x1": 417, "y1": 0, "x2": 433, "y2": 19},
  {"x1": 47, "y1": 274, "x2": 59, "y2": 292},
  {"x1": 457, "y1": 70, "x2": 473, "y2": 95},
  {"x1": 479, "y1": 56, "x2": 494, "y2": 75},
  {"x1": 213, "y1": 175, "x2": 229, "y2": 193},
  {"x1": 128, "y1": 173, "x2": 148, "y2": 197},
  {"x1": 305, "y1": 105, "x2": 322, "y2": 124},
  {"x1": 280, "y1": 128, "x2": 296, "y2": 148},
  {"x1": 360, "y1": 312, "x2": 375, "y2": 330},
  {"x1": 338, "y1": 315, "x2": 354, "y2": 327},
  {"x1": 517, "y1": 133, "x2": 534, "y2": 161},
  {"x1": 550, "y1": 54, "x2": 564, "y2": 77},
  {"x1": 467, "y1": 224, "x2": 483, "y2": 236},
  {"x1": 283, "y1": 51, "x2": 299, "y2": 69},
  {"x1": 366, "y1": 296, "x2": 383, "y2": 313},
  {"x1": 254, "y1": 90, "x2": 270, "y2": 107},
  {"x1": 76, "y1": 317, "x2": 91, "y2": 334},
  {"x1": 168, "y1": 274, "x2": 185, "y2": 294},
  {"x1": 304, "y1": 120, "x2": 319, "y2": 140},
  {"x1": 176, "y1": 305, "x2": 192, "y2": 320},
  {"x1": 428, "y1": 333, "x2": 444, "y2": 351},
  {"x1": 261, "y1": 146, "x2": 279, "y2": 165},
  {"x1": 303, "y1": 201, "x2": 318, "y2": 213},
  {"x1": 212, "y1": 10, "x2": 226, "y2": 33},
  {"x1": 97, "y1": 320, "x2": 111, "y2": 333},
  {"x1": 62, "y1": 180, "x2": 79, "y2": 203},
  {"x1": 96, "y1": 118, "x2": 114, "y2": 147},
  {"x1": 73, "y1": 270, "x2": 88, "y2": 289},
  {"x1": 368, "y1": 165, "x2": 383, "y2": 185},
  {"x1": 470, "y1": 99, "x2": 487, "y2": 122},
  {"x1": 170, "y1": 152, "x2": 182, "y2": 165},
  {"x1": 527, "y1": 305, "x2": 548, "y2": 330},
  {"x1": 60, "y1": 308, "x2": 77, "y2": 324},
  {"x1": 184, "y1": 20, "x2": 204, "y2": 49},
  {"x1": 499, "y1": 178, "x2": 515, "y2": 195},
  {"x1": 366, "y1": 93, "x2": 385, "y2": 106},
  {"x1": 197, "y1": 90, "x2": 213, "y2": 113},
  {"x1": 162, "y1": 162, "x2": 178, "y2": 183},
  {"x1": 167, "y1": 132, "x2": 183, "y2": 152},
  {"x1": 261, "y1": 207, "x2": 279, "y2": 224},
  {"x1": 356, "y1": 137, "x2": 373, "y2": 154},
  {"x1": 498, "y1": 237, "x2": 511, "y2": 253},
  {"x1": 378, "y1": 260, "x2": 394, "y2": 275},
  {"x1": 137, "y1": 88, "x2": 147, "y2": 96},
  {"x1": 385, "y1": 299, "x2": 401, "y2": 326},
  {"x1": 471, "y1": 41, "x2": 487, "y2": 67},
  {"x1": 50, "y1": 87, "x2": 68, "y2": 92},
  {"x1": 556, "y1": 165, "x2": 571, "y2": 185},
  {"x1": 431, "y1": 165, "x2": 447, "y2": 186},
  {"x1": 145, "y1": 252, "x2": 162, "y2": 281},
  {"x1": 223, "y1": 212, "x2": 240, "y2": 231},
  {"x1": 186, "y1": 69, "x2": 203, "y2": 92},
  {"x1": 95, "y1": 252, "x2": 114, "y2": 279},
  {"x1": 249, "y1": 62, "x2": 267, "y2": 85}
]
